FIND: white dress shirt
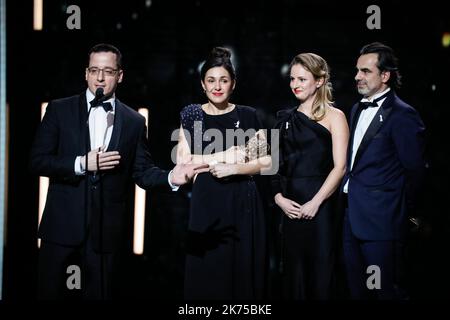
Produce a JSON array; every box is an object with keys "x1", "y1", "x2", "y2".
[
  {"x1": 74, "y1": 89, "x2": 177, "y2": 191},
  {"x1": 74, "y1": 89, "x2": 115, "y2": 175},
  {"x1": 343, "y1": 88, "x2": 391, "y2": 193}
]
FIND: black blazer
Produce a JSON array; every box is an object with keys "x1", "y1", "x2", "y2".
[{"x1": 30, "y1": 92, "x2": 170, "y2": 251}]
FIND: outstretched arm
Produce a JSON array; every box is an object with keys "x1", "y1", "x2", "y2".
[
  {"x1": 133, "y1": 122, "x2": 208, "y2": 190},
  {"x1": 133, "y1": 122, "x2": 171, "y2": 190},
  {"x1": 177, "y1": 125, "x2": 244, "y2": 165},
  {"x1": 209, "y1": 130, "x2": 272, "y2": 178}
]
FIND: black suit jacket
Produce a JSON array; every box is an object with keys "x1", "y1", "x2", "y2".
[{"x1": 31, "y1": 92, "x2": 170, "y2": 251}]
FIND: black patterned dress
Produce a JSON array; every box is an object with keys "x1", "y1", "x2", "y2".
[{"x1": 180, "y1": 104, "x2": 267, "y2": 300}]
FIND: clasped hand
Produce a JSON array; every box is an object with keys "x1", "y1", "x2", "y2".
[
  {"x1": 209, "y1": 145, "x2": 246, "y2": 178},
  {"x1": 275, "y1": 194, "x2": 320, "y2": 220}
]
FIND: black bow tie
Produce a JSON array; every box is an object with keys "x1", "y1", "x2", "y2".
[
  {"x1": 90, "y1": 101, "x2": 113, "y2": 112},
  {"x1": 359, "y1": 91, "x2": 390, "y2": 110},
  {"x1": 359, "y1": 101, "x2": 378, "y2": 110}
]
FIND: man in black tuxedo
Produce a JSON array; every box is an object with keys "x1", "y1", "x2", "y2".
[
  {"x1": 31, "y1": 43, "x2": 208, "y2": 299},
  {"x1": 341, "y1": 42, "x2": 426, "y2": 299}
]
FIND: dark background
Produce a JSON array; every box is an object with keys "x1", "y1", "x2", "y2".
[{"x1": 3, "y1": 0, "x2": 449, "y2": 300}]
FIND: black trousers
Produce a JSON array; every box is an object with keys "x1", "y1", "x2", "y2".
[
  {"x1": 37, "y1": 238, "x2": 114, "y2": 300},
  {"x1": 342, "y1": 209, "x2": 406, "y2": 300}
]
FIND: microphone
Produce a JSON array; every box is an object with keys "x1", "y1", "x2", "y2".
[
  {"x1": 87, "y1": 87, "x2": 105, "y2": 126},
  {"x1": 86, "y1": 89, "x2": 104, "y2": 132},
  {"x1": 90, "y1": 87, "x2": 105, "y2": 107}
]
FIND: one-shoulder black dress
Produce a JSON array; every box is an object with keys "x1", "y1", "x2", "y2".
[{"x1": 272, "y1": 108, "x2": 339, "y2": 299}]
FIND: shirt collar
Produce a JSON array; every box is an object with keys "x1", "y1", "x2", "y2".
[{"x1": 360, "y1": 87, "x2": 391, "y2": 105}]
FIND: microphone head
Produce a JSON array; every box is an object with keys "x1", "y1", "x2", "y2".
[{"x1": 95, "y1": 87, "x2": 104, "y2": 98}]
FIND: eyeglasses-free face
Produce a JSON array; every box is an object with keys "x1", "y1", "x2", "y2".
[
  {"x1": 201, "y1": 66, "x2": 235, "y2": 106},
  {"x1": 355, "y1": 53, "x2": 390, "y2": 98}
]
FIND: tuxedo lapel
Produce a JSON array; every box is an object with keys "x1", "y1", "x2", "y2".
[
  {"x1": 106, "y1": 98, "x2": 124, "y2": 152},
  {"x1": 347, "y1": 104, "x2": 363, "y2": 169},
  {"x1": 78, "y1": 92, "x2": 91, "y2": 154},
  {"x1": 352, "y1": 91, "x2": 395, "y2": 168}
]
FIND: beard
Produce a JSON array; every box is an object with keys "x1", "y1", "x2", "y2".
[{"x1": 356, "y1": 83, "x2": 370, "y2": 96}]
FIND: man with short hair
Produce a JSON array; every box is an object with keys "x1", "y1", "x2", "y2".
[
  {"x1": 342, "y1": 42, "x2": 426, "y2": 299},
  {"x1": 31, "y1": 43, "x2": 207, "y2": 299}
]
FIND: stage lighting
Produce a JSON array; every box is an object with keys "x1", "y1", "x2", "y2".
[{"x1": 133, "y1": 107, "x2": 149, "y2": 255}]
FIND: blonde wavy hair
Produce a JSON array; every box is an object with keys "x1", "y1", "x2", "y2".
[{"x1": 290, "y1": 53, "x2": 333, "y2": 121}]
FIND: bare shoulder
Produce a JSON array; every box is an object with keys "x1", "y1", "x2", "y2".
[
  {"x1": 326, "y1": 106, "x2": 348, "y2": 133},
  {"x1": 327, "y1": 106, "x2": 347, "y2": 124},
  {"x1": 327, "y1": 106, "x2": 346, "y2": 119}
]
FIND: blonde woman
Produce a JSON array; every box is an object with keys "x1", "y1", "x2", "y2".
[{"x1": 272, "y1": 53, "x2": 349, "y2": 299}]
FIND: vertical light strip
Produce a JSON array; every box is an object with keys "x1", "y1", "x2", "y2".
[
  {"x1": 37, "y1": 103, "x2": 48, "y2": 248},
  {"x1": 0, "y1": 0, "x2": 7, "y2": 299},
  {"x1": 133, "y1": 108, "x2": 149, "y2": 255},
  {"x1": 33, "y1": 0, "x2": 43, "y2": 31}
]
